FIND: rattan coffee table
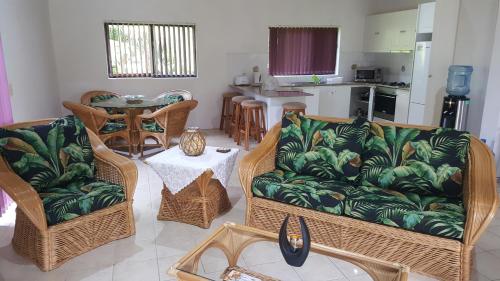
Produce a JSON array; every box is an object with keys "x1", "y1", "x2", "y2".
[{"x1": 168, "y1": 222, "x2": 409, "y2": 281}]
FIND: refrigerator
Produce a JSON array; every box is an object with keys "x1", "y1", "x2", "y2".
[{"x1": 408, "y1": 40, "x2": 432, "y2": 125}]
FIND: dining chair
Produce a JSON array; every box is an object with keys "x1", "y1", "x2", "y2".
[
  {"x1": 0, "y1": 117, "x2": 137, "y2": 271},
  {"x1": 81, "y1": 90, "x2": 122, "y2": 114},
  {"x1": 135, "y1": 100, "x2": 198, "y2": 157},
  {"x1": 155, "y1": 89, "x2": 193, "y2": 102},
  {"x1": 63, "y1": 101, "x2": 132, "y2": 156}
]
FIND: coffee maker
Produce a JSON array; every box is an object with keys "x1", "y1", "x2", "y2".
[{"x1": 439, "y1": 65, "x2": 472, "y2": 130}]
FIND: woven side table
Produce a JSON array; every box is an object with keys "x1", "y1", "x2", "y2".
[{"x1": 157, "y1": 170, "x2": 231, "y2": 228}]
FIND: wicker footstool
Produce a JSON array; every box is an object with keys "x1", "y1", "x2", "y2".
[{"x1": 157, "y1": 170, "x2": 231, "y2": 228}]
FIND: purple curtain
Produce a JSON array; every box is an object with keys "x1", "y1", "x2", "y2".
[
  {"x1": 0, "y1": 36, "x2": 13, "y2": 216},
  {"x1": 269, "y1": 27, "x2": 338, "y2": 76}
]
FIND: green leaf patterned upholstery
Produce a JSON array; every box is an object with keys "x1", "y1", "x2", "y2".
[
  {"x1": 0, "y1": 116, "x2": 126, "y2": 226},
  {"x1": 252, "y1": 169, "x2": 352, "y2": 215},
  {"x1": 359, "y1": 123, "x2": 470, "y2": 198},
  {"x1": 41, "y1": 178, "x2": 125, "y2": 226},
  {"x1": 344, "y1": 185, "x2": 465, "y2": 240},
  {"x1": 99, "y1": 121, "x2": 127, "y2": 134},
  {"x1": 142, "y1": 121, "x2": 164, "y2": 133},
  {"x1": 276, "y1": 113, "x2": 370, "y2": 182},
  {"x1": 251, "y1": 116, "x2": 471, "y2": 240},
  {"x1": 90, "y1": 95, "x2": 116, "y2": 114},
  {"x1": 157, "y1": 94, "x2": 185, "y2": 109}
]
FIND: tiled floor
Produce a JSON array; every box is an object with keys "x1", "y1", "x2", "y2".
[{"x1": 0, "y1": 130, "x2": 499, "y2": 281}]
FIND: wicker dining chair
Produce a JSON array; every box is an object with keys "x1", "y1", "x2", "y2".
[
  {"x1": 0, "y1": 119, "x2": 137, "y2": 271},
  {"x1": 155, "y1": 89, "x2": 193, "y2": 102},
  {"x1": 135, "y1": 100, "x2": 198, "y2": 157},
  {"x1": 81, "y1": 90, "x2": 121, "y2": 105},
  {"x1": 63, "y1": 101, "x2": 132, "y2": 156}
]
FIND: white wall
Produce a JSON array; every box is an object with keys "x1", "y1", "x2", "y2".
[
  {"x1": 480, "y1": 3, "x2": 500, "y2": 149},
  {"x1": 48, "y1": 0, "x2": 373, "y2": 129},
  {"x1": 0, "y1": 0, "x2": 61, "y2": 122},
  {"x1": 453, "y1": 0, "x2": 498, "y2": 136}
]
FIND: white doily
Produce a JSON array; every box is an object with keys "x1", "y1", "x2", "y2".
[{"x1": 144, "y1": 146, "x2": 239, "y2": 194}]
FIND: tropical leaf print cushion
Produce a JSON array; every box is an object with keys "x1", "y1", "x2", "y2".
[
  {"x1": 0, "y1": 116, "x2": 95, "y2": 193},
  {"x1": 41, "y1": 178, "x2": 125, "y2": 226},
  {"x1": 276, "y1": 113, "x2": 370, "y2": 182},
  {"x1": 344, "y1": 185, "x2": 465, "y2": 239},
  {"x1": 360, "y1": 123, "x2": 470, "y2": 198},
  {"x1": 157, "y1": 94, "x2": 184, "y2": 109},
  {"x1": 90, "y1": 94, "x2": 116, "y2": 114},
  {"x1": 252, "y1": 169, "x2": 354, "y2": 215}
]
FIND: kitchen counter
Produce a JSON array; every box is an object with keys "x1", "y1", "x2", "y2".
[{"x1": 230, "y1": 85, "x2": 313, "y2": 97}]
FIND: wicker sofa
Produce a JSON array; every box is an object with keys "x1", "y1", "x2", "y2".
[
  {"x1": 239, "y1": 114, "x2": 498, "y2": 281},
  {"x1": 0, "y1": 117, "x2": 137, "y2": 271}
]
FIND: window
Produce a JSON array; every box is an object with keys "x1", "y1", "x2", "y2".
[
  {"x1": 269, "y1": 27, "x2": 339, "y2": 76},
  {"x1": 104, "y1": 22, "x2": 197, "y2": 78}
]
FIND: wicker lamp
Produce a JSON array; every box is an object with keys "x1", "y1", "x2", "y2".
[{"x1": 179, "y1": 127, "x2": 206, "y2": 156}]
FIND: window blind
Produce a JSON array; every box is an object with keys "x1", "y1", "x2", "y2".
[{"x1": 105, "y1": 22, "x2": 197, "y2": 78}]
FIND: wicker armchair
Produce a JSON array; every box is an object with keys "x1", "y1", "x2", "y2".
[
  {"x1": 0, "y1": 119, "x2": 137, "y2": 271},
  {"x1": 155, "y1": 89, "x2": 193, "y2": 102},
  {"x1": 63, "y1": 101, "x2": 132, "y2": 156},
  {"x1": 239, "y1": 115, "x2": 499, "y2": 281},
  {"x1": 135, "y1": 100, "x2": 198, "y2": 157},
  {"x1": 81, "y1": 90, "x2": 121, "y2": 105}
]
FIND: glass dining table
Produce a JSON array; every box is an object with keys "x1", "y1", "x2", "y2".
[{"x1": 91, "y1": 97, "x2": 169, "y2": 154}]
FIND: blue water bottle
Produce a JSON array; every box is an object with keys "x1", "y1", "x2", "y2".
[{"x1": 446, "y1": 65, "x2": 473, "y2": 96}]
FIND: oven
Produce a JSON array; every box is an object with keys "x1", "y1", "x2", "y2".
[{"x1": 373, "y1": 91, "x2": 396, "y2": 122}]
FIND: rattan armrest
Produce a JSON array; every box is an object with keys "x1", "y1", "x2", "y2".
[
  {"x1": 0, "y1": 172, "x2": 47, "y2": 231},
  {"x1": 463, "y1": 137, "x2": 499, "y2": 245},
  {"x1": 107, "y1": 114, "x2": 127, "y2": 120},
  {"x1": 87, "y1": 129, "x2": 137, "y2": 200},
  {"x1": 238, "y1": 123, "x2": 280, "y2": 198}
]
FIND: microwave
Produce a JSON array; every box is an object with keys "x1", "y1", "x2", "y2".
[{"x1": 354, "y1": 67, "x2": 382, "y2": 83}]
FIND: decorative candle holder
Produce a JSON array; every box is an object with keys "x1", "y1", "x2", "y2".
[{"x1": 179, "y1": 127, "x2": 206, "y2": 156}]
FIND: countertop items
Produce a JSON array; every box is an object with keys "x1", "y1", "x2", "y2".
[{"x1": 230, "y1": 85, "x2": 313, "y2": 98}]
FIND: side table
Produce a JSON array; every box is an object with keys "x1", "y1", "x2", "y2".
[{"x1": 145, "y1": 146, "x2": 239, "y2": 228}]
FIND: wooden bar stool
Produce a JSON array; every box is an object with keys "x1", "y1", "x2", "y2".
[
  {"x1": 282, "y1": 102, "x2": 307, "y2": 116},
  {"x1": 219, "y1": 92, "x2": 242, "y2": 134},
  {"x1": 229, "y1": 96, "x2": 254, "y2": 140},
  {"x1": 238, "y1": 100, "x2": 267, "y2": 150}
]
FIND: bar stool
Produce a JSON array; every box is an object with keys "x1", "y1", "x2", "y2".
[
  {"x1": 282, "y1": 102, "x2": 307, "y2": 116},
  {"x1": 238, "y1": 100, "x2": 267, "y2": 151},
  {"x1": 229, "y1": 96, "x2": 254, "y2": 140},
  {"x1": 219, "y1": 92, "x2": 242, "y2": 134}
]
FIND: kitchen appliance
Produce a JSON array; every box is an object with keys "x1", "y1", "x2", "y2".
[
  {"x1": 408, "y1": 40, "x2": 432, "y2": 125},
  {"x1": 373, "y1": 87, "x2": 396, "y2": 122},
  {"x1": 234, "y1": 74, "x2": 250, "y2": 86},
  {"x1": 439, "y1": 96, "x2": 470, "y2": 130},
  {"x1": 354, "y1": 67, "x2": 382, "y2": 83}
]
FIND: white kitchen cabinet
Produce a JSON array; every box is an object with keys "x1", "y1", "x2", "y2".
[
  {"x1": 319, "y1": 86, "x2": 350, "y2": 118},
  {"x1": 417, "y1": 2, "x2": 436, "y2": 33},
  {"x1": 364, "y1": 9, "x2": 417, "y2": 53},
  {"x1": 394, "y1": 89, "x2": 410, "y2": 123}
]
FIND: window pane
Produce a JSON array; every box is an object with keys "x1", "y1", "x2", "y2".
[
  {"x1": 105, "y1": 22, "x2": 197, "y2": 78},
  {"x1": 269, "y1": 27, "x2": 338, "y2": 76}
]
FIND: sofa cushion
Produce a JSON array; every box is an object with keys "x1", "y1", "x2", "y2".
[
  {"x1": 0, "y1": 116, "x2": 95, "y2": 193},
  {"x1": 90, "y1": 94, "x2": 117, "y2": 114},
  {"x1": 100, "y1": 120, "x2": 127, "y2": 134},
  {"x1": 344, "y1": 185, "x2": 465, "y2": 240},
  {"x1": 40, "y1": 178, "x2": 125, "y2": 226},
  {"x1": 252, "y1": 169, "x2": 355, "y2": 215},
  {"x1": 157, "y1": 94, "x2": 184, "y2": 109},
  {"x1": 276, "y1": 113, "x2": 370, "y2": 182},
  {"x1": 359, "y1": 123, "x2": 470, "y2": 198}
]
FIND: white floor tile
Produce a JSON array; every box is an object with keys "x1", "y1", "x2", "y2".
[
  {"x1": 249, "y1": 261, "x2": 302, "y2": 281},
  {"x1": 293, "y1": 254, "x2": 345, "y2": 281},
  {"x1": 474, "y1": 252, "x2": 500, "y2": 280},
  {"x1": 112, "y1": 258, "x2": 160, "y2": 281},
  {"x1": 329, "y1": 258, "x2": 370, "y2": 279},
  {"x1": 65, "y1": 266, "x2": 113, "y2": 281}
]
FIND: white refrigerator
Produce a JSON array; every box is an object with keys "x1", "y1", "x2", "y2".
[{"x1": 408, "y1": 41, "x2": 432, "y2": 125}]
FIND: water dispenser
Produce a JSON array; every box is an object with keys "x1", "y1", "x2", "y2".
[{"x1": 439, "y1": 65, "x2": 472, "y2": 130}]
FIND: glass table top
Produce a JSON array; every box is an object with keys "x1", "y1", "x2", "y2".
[{"x1": 90, "y1": 97, "x2": 168, "y2": 109}]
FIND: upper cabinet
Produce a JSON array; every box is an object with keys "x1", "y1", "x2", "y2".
[
  {"x1": 417, "y1": 2, "x2": 436, "y2": 33},
  {"x1": 364, "y1": 9, "x2": 417, "y2": 53}
]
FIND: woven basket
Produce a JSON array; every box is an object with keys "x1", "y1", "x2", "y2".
[{"x1": 179, "y1": 127, "x2": 206, "y2": 156}]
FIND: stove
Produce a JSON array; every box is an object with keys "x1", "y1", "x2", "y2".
[{"x1": 378, "y1": 82, "x2": 411, "y2": 89}]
